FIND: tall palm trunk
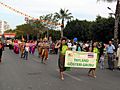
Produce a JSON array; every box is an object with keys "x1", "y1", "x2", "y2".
[
  {"x1": 114, "y1": 0, "x2": 120, "y2": 40},
  {"x1": 61, "y1": 18, "x2": 64, "y2": 37}
]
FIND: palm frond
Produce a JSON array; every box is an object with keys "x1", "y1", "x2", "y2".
[
  {"x1": 54, "y1": 8, "x2": 73, "y2": 23},
  {"x1": 65, "y1": 9, "x2": 69, "y2": 13},
  {"x1": 67, "y1": 13, "x2": 72, "y2": 16},
  {"x1": 60, "y1": 9, "x2": 65, "y2": 15}
]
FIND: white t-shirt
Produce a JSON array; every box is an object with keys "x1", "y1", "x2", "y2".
[
  {"x1": 72, "y1": 45, "x2": 77, "y2": 51},
  {"x1": 67, "y1": 42, "x2": 72, "y2": 48},
  {"x1": 25, "y1": 47, "x2": 29, "y2": 52}
]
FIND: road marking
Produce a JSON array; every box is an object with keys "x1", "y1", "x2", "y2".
[
  {"x1": 56, "y1": 69, "x2": 82, "y2": 82},
  {"x1": 30, "y1": 56, "x2": 82, "y2": 82}
]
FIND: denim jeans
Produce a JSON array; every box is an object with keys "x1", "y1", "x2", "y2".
[
  {"x1": 24, "y1": 51, "x2": 28, "y2": 60},
  {"x1": 108, "y1": 53, "x2": 114, "y2": 70}
]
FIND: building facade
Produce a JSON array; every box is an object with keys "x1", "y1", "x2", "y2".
[{"x1": 0, "y1": 20, "x2": 10, "y2": 34}]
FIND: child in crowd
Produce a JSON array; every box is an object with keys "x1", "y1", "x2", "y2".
[
  {"x1": 99, "y1": 54, "x2": 105, "y2": 70},
  {"x1": 24, "y1": 42, "x2": 29, "y2": 60}
]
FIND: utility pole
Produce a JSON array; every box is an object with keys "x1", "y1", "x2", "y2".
[
  {"x1": 114, "y1": 0, "x2": 120, "y2": 42},
  {"x1": 107, "y1": 1, "x2": 120, "y2": 42}
]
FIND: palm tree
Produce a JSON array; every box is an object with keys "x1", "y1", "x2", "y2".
[
  {"x1": 98, "y1": 0, "x2": 120, "y2": 41},
  {"x1": 54, "y1": 9, "x2": 73, "y2": 37}
]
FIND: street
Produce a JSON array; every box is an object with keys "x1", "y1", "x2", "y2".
[{"x1": 0, "y1": 47, "x2": 120, "y2": 90}]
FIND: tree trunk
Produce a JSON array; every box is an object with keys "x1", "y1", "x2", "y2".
[
  {"x1": 61, "y1": 19, "x2": 64, "y2": 38},
  {"x1": 114, "y1": 0, "x2": 120, "y2": 41},
  {"x1": 61, "y1": 27, "x2": 64, "y2": 38}
]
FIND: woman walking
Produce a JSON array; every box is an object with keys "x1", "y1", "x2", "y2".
[
  {"x1": 58, "y1": 37, "x2": 68, "y2": 80},
  {"x1": 41, "y1": 37, "x2": 49, "y2": 64},
  {"x1": 88, "y1": 42, "x2": 99, "y2": 78},
  {"x1": 20, "y1": 42, "x2": 25, "y2": 58},
  {"x1": 13, "y1": 40, "x2": 19, "y2": 54},
  {"x1": 31, "y1": 41, "x2": 36, "y2": 55},
  {"x1": 38, "y1": 39, "x2": 43, "y2": 58}
]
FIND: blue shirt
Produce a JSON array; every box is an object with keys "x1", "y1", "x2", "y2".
[
  {"x1": 106, "y1": 44, "x2": 115, "y2": 54},
  {"x1": 78, "y1": 47, "x2": 81, "y2": 51}
]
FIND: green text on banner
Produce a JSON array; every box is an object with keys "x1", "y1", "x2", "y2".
[{"x1": 65, "y1": 51, "x2": 97, "y2": 68}]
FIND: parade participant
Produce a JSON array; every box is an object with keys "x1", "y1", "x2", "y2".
[
  {"x1": 51, "y1": 42, "x2": 55, "y2": 54},
  {"x1": 58, "y1": 37, "x2": 68, "y2": 80},
  {"x1": 24, "y1": 42, "x2": 29, "y2": 60},
  {"x1": 106, "y1": 40, "x2": 115, "y2": 71},
  {"x1": 41, "y1": 37, "x2": 49, "y2": 64},
  {"x1": 38, "y1": 39, "x2": 43, "y2": 58},
  {"x1": 88, "y1": 42, "x2": 99, "y2": 78},
  {"x1": 0, "y1": 41, "x2": 3, "y2": 63},
  {"x1": 29, "y1": 40, "x2": 32, "y2": 54},
  {"x1": 31, "y1": 41, "x2": 36, "y2": 55},
  {"x1": 117, "y1": 44, "x2": 120, "y2": 70},
  {"x1": 9, "y1": 40, "x2": 13, "y2": 50},
  {"x1": 19, "y1": 42, "x2": 25, "y2": 58},
  {"x1": 13, "y1": 40, "x2": 19, "y2": 54}
]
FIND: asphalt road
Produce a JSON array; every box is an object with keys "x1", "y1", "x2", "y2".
[{"x1": 0, "y1": 47, "x2": 120, "y2": 90}]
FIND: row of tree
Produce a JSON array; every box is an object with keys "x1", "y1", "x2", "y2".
[
  {"x1": 5, "y1": 7, "x2": 120, "y2": 42},
  {"x1": 64, "y1": 16, "x2": 119, "y2": 42},
  {"x1": 6, "y1": 15, "x2": 119, "y2": 42}
]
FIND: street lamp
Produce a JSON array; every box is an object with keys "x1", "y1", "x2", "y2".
[
  {"x1": 107, "y1": 7, "x2": 114, "y2": 13},
  {"x1": 107, "y1": 7, "x2": 115, "y2": 17}
]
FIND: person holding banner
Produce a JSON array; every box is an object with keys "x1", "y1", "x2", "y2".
[
  {"x1": 58, "y1": 37, "x2": 68, "y2": 80},
  {"x1": 88, "y1": 42, "x2": 99, "y2": 78}
]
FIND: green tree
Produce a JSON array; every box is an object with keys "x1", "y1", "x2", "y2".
[
  {"x1": 54, "y1": 9, "x2": 73, "y2": 37},
  {"x1": 39, "y1": 14, "x2": 59, "y2": 39},
  {"x1": 43, "y1": 30, "x2": 61, "y2": 41},
  {"x1": 64, "y1": 19, "x2": 92, "y2": 41},
  {"x1": 91, "y1": 16, "x2": 115, "y2": 42},
  {"x1": 64, "y1": 16, "x2": 115, "y2": 42},
  {"x1": 98, "y1": 0, "x2": 120, "y2": 41},
  {"x1": 4, "y1": 29, "x2": 15, "y2": 33}
]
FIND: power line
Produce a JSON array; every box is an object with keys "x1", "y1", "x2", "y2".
[{"x1": 0, "y1": 1, "x2": 61, "y2": 26}]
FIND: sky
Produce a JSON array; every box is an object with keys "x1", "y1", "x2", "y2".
[{"x1": 0, "y1": 0, "x2": 117, "y2": 29}]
